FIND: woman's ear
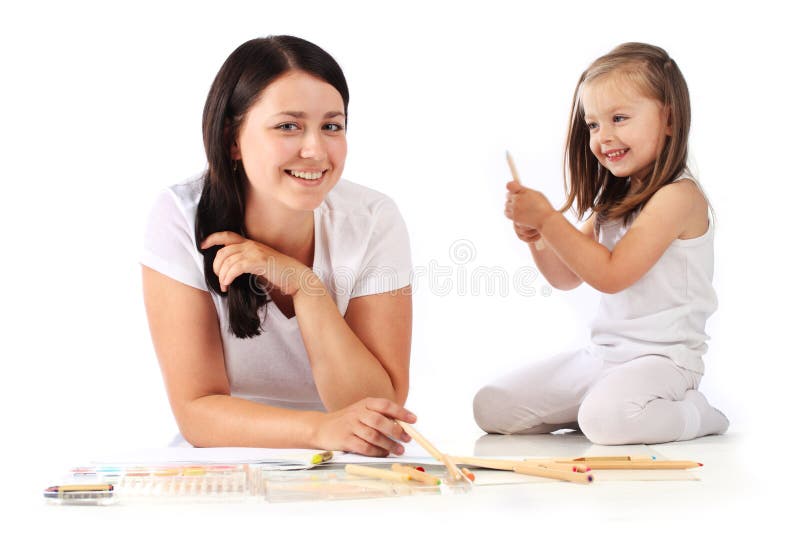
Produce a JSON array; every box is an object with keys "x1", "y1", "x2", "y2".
[
  {"x1": 230, "y1": 140, "x2": 241, "y2": 160},
  {"x1": 225, "y1": 122, "x2": 241, "y2": 159}
]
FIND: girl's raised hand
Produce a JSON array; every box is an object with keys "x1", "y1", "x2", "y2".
[
  {"x1": 513, "y1": 222, "x2": 542, "y2": 244},
  {"x1": 200, "y1": 231, "x2": 307, "y2": 295},
  {"x1": 313, "y1": 398, "x2": 417, "y2": 457},
  {"x1": 505, "y1": 181, "x2": 556, "y2": 229}
]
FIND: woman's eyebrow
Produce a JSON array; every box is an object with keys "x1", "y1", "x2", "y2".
[{"x1": 272, "y1": 111, "x2": 345, "y2": 118}]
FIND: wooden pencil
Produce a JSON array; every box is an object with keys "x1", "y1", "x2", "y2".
[
  {"x1": 565, "y1": 460, "x2": 702, "y2": 470},
  {"x1": 513, "y1": 463, "x2": 593, "y2": 484},
  {"x1": 505, "y1": 150, "x2": 544, "y2": 251},
  {"x1": 395, "y1": 421, "x2": 467, "y2": 482},
  {"x1": 345, "y1": 464, "x2": 411, "y2": 482},
  {"x1": 505, "y1": 150, "x2": 521, "y2": 184},
  {"x1": 395, "y1": 421, "x2": 443, "y2": 460},
  {"x1": 391, "y1": 464, "x2": 441, "y2": 486},
  {"x1": 450, "y1": 456, "x2": 521, "y2": 471}
]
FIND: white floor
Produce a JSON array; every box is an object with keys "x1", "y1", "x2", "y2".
[{"x1": 17, "y1": 426, "x2": 791, "y2": 533}]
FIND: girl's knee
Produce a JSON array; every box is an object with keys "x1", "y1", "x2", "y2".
[
  {"x1": 577, "y1": 397, "x2": 641, "y2": 445},
  {"x1": 473, "y1": 385, "x2": 535, "y2": 434}
]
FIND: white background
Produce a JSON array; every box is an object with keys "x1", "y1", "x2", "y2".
[{"x1": 1, "y1": 0, "x2": 797, "y2": 527}]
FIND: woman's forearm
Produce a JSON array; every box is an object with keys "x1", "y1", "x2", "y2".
[
  {"x1": 177, "y1": 394, "x2": 324, "y2": 448},
  {"x1": 292, "y1": 274, "x2": 399, "y2": 410}
]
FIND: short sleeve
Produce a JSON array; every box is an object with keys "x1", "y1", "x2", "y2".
[
  {"x1": 140, "y1": 189, "x2": 208, "y2": 291},
  {"x1": 351, "y1": 198, "x2": 412, "y2": 298}
]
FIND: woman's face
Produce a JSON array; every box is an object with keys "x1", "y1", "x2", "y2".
[{"x1": 233, "y1": 70, "x2": 347, "y2": 211}]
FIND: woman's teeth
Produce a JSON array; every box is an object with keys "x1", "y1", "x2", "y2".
[{"x1": 288, "y1": 170, "x2": 323, "y2": 180}]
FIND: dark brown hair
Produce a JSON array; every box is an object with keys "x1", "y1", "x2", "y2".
[
  {"x1": 562, "y1": 43, "x2": 691, "y2": 225},
  {"x1": 195, "y1": 36, "x2": 349, "y2": 338}
]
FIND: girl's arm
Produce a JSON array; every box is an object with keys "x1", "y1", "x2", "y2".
[
  {"x1": 508, "y1": 180, "x2": 706, "y2": 293},
  {"x1": 142, "y1": 266, "x2": 415, "y2": 456},
  {"x1": 514, "y1": 215, "x2": 597, "y2": 290}
]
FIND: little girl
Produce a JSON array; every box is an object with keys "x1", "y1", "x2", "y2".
[{"x1": 473, "y1": 43, "x2": 729, "y2": 445}]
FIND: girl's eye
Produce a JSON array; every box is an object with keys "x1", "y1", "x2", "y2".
[
  {"x1": 586, "y1": 122, "x2": 598, "y2": 131},
  {"x1": 323, "y1": 123, "x2": 345, "y2": 132},
  {"x1": 613, "y1": 115, "x2": 627, "y2": 123},
  {"x1": 277, "y1": 123, "x2": 300, "y2": 131}
]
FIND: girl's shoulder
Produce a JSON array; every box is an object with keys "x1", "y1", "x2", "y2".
[{"x1": 647, "y1": 177, "x2": 710, "y2": 239}]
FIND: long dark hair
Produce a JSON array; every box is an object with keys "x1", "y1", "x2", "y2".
[
  {"x1": 562, "y1": 43, "x2": 691, "y2": 225},
  {"x1": 196, "y1": 35, "x2": 349, "y2": 338}
]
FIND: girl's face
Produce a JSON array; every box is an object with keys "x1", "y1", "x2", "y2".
[
  {"x1": 582, "y1": 76, "x2": 670, "y2": 186},
  {"x1": 233, "y1": 70, "x2": 347, "y2": 211}
]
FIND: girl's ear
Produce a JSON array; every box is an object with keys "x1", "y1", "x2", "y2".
[{"x1": 664, "y1": 105, "x2": 673, "y2": 136}]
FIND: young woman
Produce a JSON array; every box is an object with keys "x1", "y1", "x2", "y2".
[{"x1": 142, "y1": 36, "x2": 416, "y2": 456}]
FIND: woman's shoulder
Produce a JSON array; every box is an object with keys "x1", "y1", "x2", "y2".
[
  {"x1": 164, "y1": 175, "x2": 205, "y2": 211},
  {"x1": 321, "y1": 179, "x2": 400, "y2": 217}
]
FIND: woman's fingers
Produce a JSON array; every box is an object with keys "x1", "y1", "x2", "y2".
[
  {"x1": 200, "y1": 231, "x2": 245, "y2": 249},
  {"x1": 364, "y1": 397, "x2": 416, "y2": 423},
  {"x1": 346, "y1": 435, "x2": 390, "y2": 457},
  {"x1": 353, "y1": 422, "x2": 403, "y2": 455},
  {"x1": 360, "y1": 411, "x2": 410, "y2": 444}
]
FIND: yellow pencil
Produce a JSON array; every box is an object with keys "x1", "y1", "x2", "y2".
[
  {"x1": 345, "y1": 464, "x2": 412, "y2": 482},
  {"x1": 311, "y1": 451, "x2": 334, "y2": 465}
]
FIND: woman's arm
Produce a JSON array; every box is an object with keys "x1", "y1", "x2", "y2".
[
  {"x1": 294, "y1": 281, "x2": 412, "y2": 410},
  {"x1": 143, "y1": 265, "x2": 414, "y2": 455}
]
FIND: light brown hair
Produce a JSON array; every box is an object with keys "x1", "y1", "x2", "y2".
[{"x1": 562, "y1": 43, "x2": 691, "y2": 225}]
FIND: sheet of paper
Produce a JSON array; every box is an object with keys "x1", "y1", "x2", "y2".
[{"x1": 89, "y1": 440, "x2": 436, "y2": 468}]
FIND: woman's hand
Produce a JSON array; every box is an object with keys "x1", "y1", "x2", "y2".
[
  {"x1": 505, "y1": 181, "x2": 557, "y2": 229},
  {"x1": 313, "y1": 397, "x2": 417, "y2": 457},
  {"x1": 200, "y1": 231, "x2": 308, "y2": 295}
]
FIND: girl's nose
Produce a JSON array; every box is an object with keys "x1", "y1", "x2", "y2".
[{"x1": 299, "y1": 131, "x2": 325, "y2": 160}]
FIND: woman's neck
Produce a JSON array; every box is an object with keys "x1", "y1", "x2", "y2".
[{"x1": 243, "y1": 196, "x2": 315, "y2": 266}]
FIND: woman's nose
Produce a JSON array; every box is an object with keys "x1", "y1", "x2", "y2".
[{"x1": 299, "y1": 131, "x2": 325, "y2": 160}]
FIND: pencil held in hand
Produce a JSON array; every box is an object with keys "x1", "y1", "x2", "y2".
[{"x1": 505, "y1": 150, "x2": 544, "y2": 250}]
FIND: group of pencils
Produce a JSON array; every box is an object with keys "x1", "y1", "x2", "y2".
[{"x1": 342, "y1": 422, "x2": 703, "y2": 486}]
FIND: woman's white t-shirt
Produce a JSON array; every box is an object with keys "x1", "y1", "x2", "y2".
[{"x1": 141, "y1": 176, "x2": 413, "y2": 412}]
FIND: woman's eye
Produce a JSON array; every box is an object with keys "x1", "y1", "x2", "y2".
[
  {"x1": 277, "y1": 123, "x2": 300, "y2": 131},
  {"x1": 323, "y1": 123, "x2": 345, "y2": 132}
]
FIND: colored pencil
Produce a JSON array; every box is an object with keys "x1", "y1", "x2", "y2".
[
  {"x1": 345, "y1": 464, "x2": 411, "y2": 482},
  {"x1": 513, "y1": 463, "x2": 594, "y2": 484},
  {"x1": 395, "y1": 421, "x2": 470, "y2": 483},
  {"x1": 505, "y1": 150, "x2": 545, "y2": 251},
  {"x1": 391, "y1": 464, "x2": 441, "y2": 486}
]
